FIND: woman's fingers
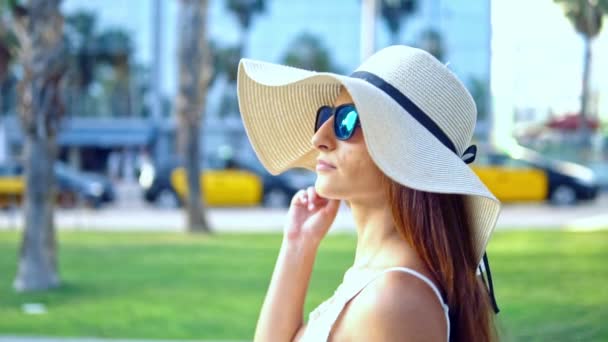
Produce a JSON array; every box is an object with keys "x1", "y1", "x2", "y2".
[
  {"x1": 291, "y1": 187, "x2": 332, "y2": 212},
  {"x1": 307, "y1": 186, "x2": 331, "y2": 211},
  {"x1": 291, "y1": 187, "x2": 327, "y2": 211},
  {"x1": 285, "y1": 188, "x2": 339, "y2": 242},
  {"x1": 292, "y1": 189, "x2": 307, "y2": 206},
  {"x1": 306, "y1": 186, "x2": 317, "y2": 210}
]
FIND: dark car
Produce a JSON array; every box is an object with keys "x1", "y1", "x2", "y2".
[
  {"x1": 517, "y1": 148, "x2": 599, "y2": 205},
  {"x1": 474, "y1": 144, "x2": 599, "y2": 205},
  {"x1": 139, "y1": 157, "x2": 183, "y2": 208},
  {"x1": 0, "y1": 161, "x2": 115, "y2": 209},
  {"x1": 54, "y1": 162, "x2": 115, "y2": 208}
]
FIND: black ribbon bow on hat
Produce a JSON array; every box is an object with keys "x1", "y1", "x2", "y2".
[
  {"x1": 461, "y1": 144, "x2": 500, "y2": 314},
  {"x1": 461, "y1": 144, "x2": 477, "y2": 165}
]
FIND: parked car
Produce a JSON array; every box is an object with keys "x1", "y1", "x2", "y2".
[
  {"x1": 54, "y1": 162, "x2": 115, "y2": 208},
  {"x1": 0, "y1": 161, "x2": 115, "y2": 209},
  {"x1": 0, "y1": 163, "x2": 24, "y2": 208},
  {"x1": 472, "y1": 144, "x2": 599, "y2": 205},
  {"x1": 139, "y1": 158, "x2": 180, "y2": 208},
  {"x1": 139, "y1": 155, "x2": 316, "y2": 208},
  {"x1": 139, "y1": 157, "x2": 263, "y2": 208},
  {"x1": 231, "y1": 157, "x2": 316, "y2": 208}
]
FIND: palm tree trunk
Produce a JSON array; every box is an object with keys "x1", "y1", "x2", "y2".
[
  {"x1": 183, "y1": 118, "x2": 209, "y2": 232},
  {"x1": 12, "y1": 0, "x2": 66, "y2": 292},
  {"x1": 0, "y1": 24, "x2": 11, "y2": 116},
  {"x1": 579, "y1": 35, "x2": 592, "y2": 147},
  {"x1": 14, "y1": 131, "x2": 59, "y2": 291},
  {"x1": 175, "y1": 0, "x2": 212, "y2": 233}
]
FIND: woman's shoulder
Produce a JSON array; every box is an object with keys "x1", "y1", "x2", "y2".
[{"x1": 331, "y1": 269, "x2": 448, "y2": 341}]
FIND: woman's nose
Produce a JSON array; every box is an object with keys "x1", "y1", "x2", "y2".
[{"x1": 311, "y1": 117, "x2": 336, "y2": 151}]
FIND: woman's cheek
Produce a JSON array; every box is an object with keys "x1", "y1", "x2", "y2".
[{"x1": 348, "y1": 148, "x2": 373, "y2": 177}]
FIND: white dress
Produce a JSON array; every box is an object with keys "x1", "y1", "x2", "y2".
[{"x1": 299, "y1": 266, "x2": 450, "y2": 341}]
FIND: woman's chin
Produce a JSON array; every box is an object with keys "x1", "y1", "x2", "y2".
[{"x1": 314, "y1": 178, "x2": 342, "y2": 200}]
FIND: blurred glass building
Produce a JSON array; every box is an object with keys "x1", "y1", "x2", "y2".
[
  {"x1": 0, "y1": 0, "x2": 492, "y2": 180},
  {"x1": 1, "y1": 0, "x2": 606, "y2": 184}
]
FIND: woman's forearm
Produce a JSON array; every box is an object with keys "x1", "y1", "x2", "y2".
[{"x1": 253, "y1": 237, "x2": 319, "y2": 342}]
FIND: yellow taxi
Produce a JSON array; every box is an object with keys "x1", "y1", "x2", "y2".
[
  {"x1": 0, "y1": 164, "x2": 25, "y2": 208},
  {"x1": 471, "y1": 155, "x2": 548, "y2": 202},
  {"x1": 170, "y1": 167, "x2": 263, "y2": 206},
  {"x1": 139, "y1": 157, "x2": 264, "y2": 208}
]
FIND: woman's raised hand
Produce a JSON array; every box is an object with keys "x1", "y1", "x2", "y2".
[{"x1": 283, "y1": 186, "x2": 341, "y2": 246}]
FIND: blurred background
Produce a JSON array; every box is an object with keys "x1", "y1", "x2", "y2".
[{"x1": 0, "y1": 0, "x2": 606, "y2": 341}]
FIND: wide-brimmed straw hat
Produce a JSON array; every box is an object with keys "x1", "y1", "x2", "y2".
[{"x1": 236, "y1": 45, "x2": 501, "y2": 266}]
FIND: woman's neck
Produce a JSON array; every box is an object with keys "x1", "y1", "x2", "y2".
[{"x1": 349, "y1": 199, "x2": 414, "y2": 270}]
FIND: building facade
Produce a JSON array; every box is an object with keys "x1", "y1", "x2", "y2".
[{"x1": 0, "y1": 0, "x2": 498, "y2": 178}]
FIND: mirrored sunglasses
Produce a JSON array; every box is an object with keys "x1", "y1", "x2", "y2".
[{"x1": 314, "y1": 104, "x2": 361, "y2": 141}]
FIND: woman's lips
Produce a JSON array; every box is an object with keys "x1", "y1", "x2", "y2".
[{"x1": 316, "y1": 159, "x2": 336, "y2": 172}]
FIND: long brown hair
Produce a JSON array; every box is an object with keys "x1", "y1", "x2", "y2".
[{"x1": 385, "y1": 178, "x2": 498, "y2": 342}]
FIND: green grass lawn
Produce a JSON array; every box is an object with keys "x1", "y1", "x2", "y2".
[{"x1": 0, "y1": 229, "x2": 606, "y2": 341}]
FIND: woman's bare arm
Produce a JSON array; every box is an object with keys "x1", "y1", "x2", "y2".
[
  {"x1": 253, "y1": 187, "x2": 341, "y2": 342},
  {"x1": 253, "y1": 238, "x2": 318, "y2": 342}
]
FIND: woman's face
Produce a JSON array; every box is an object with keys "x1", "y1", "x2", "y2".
[{"x1": 312, "y1": 88, "x2": 387, "y2": 204}]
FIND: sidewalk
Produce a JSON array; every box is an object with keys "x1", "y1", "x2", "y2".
[
  {"x1": 4, "y1": 179, "x2": 605, "y2": 232},
  {"x1": 1, "y1": 193, "x2": 607, "y2": 232}
]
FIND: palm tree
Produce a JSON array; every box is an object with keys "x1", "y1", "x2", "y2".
[
  {"x1": 554, "y1": 0, "x2": 608, "y2": 145},
  {"x1": 174, "y1": 0, "x2": 212, "y2": 233},
  {"x1": 0, "y1": 21, "x2": 16, "y2": 116},
  {"x1": 226, "y1": 0, "x2": 265, "y2": 52},
  {"x1": 95, "y1": 28, "x2": 133, "y2": 116},
  {"x1": 211, "y1": 0, "x2": 265, "y2": 120},
  {"x1": 0, "y1": 41, "x2": 9, "y2": 114},
  {"x1": 417, "y1": 28, "x2": 445, "y2": 62},
  {"x1": 64, "y1": 11, "x2": 96, "y2": 101},
  {"x1": 1, "y1": 1, "x2": 17, "y2": 115},
  {"x1": 0, "y1": 12, "x2": 12, "y2": 78},
  {"x1": 63, "y1": 12, "x2": 135, "y2": 117},
  {"x1": 282, "y1": 32, "x2": 339, "y2": 73},
  {"x1": 209, "y1": 43, "x2": 241, "y2": 119},
  {"x1": 380, "y1": 0, "x2": 417, "y2": 44},
  {"x1": 8, "y1": 0, "x2": 67, "y2": 291}
]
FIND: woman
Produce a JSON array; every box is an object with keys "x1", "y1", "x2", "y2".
[{"x1": 237, "y1": 45, "x2": 501, "y2": 341}]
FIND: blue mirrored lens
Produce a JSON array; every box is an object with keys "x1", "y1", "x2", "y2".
[
  {"x1": 315, "y1": 106, "x2": 333, "y2": 132},
  {"x1": 335, "y1": 106, "x2": 358, "y2": 139}
]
